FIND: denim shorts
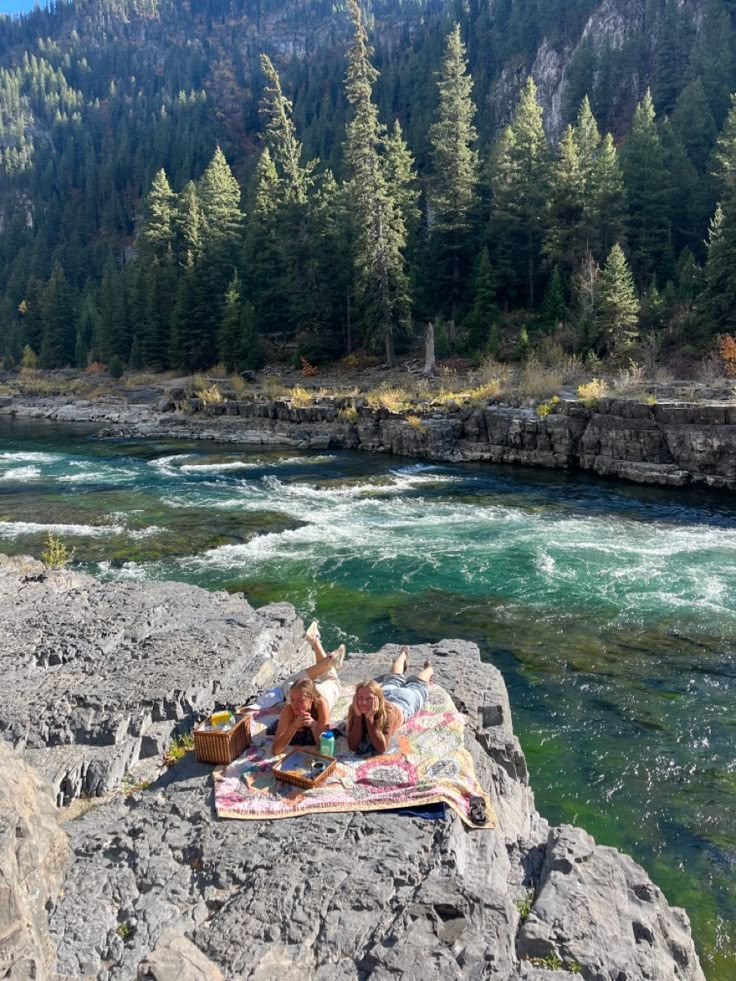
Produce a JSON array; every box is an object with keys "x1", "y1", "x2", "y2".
[{"x1": 381, "y1": 673, "x2": 429, "y2": 721}]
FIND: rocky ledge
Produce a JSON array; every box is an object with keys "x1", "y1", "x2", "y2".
[
  {"x1": 3, "y1": 390, "x2": 736, "y2": 491},
  {"x1": 0, "y1": 557, "x2": 704, "y2": 980}
]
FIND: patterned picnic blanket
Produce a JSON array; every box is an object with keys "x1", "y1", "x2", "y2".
[{"x1": 213, "y1": 683, "x2": 495, "y2": 829}]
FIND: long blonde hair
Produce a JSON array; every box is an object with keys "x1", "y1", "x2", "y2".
[
  {"x1": 289, "y1": 678, "x2": 320, "y2": 718},
  {"x1": 347, "y1": 680, "x2": 391, "y2": 734}
]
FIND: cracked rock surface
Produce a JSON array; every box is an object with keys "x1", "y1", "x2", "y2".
[{"x1": 0, "y1": 558, "x2": 705, "y2": 980}]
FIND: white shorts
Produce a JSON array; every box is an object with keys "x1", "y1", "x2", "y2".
[{"x1": 283, "y1": 666, "x2": 340, "y2": 712}]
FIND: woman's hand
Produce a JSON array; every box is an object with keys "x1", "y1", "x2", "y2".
[
  {"x1": 364, "y1": 695, "x2": 379, "y2": 722},
  {"x1": 351, "y1": 695, "x2": 365, "y2": 716},
  {"x1": 296, "y1": 710, "x2": 313, "y2": 728}
]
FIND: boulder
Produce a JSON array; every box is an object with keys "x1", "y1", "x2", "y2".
[{"x1": 0, "y1": 741, "x2": 70, "y2": 978}]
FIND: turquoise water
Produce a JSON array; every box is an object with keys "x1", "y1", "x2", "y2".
[{"x1": 1, "y1": 416, "x2": 734, "y2": 976}]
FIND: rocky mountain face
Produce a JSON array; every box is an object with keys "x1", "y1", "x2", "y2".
[
  {"x1": 0, "y1": 0, "x2": 709, "y2": 156},
  {"x1": 0, "y1": 555, "x2": 706, "y2": 979}
]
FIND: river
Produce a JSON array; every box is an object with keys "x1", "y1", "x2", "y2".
[{"x1": 1, "y1": 416, "x2": 734, "y2": 976}]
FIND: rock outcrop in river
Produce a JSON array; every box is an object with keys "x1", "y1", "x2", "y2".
[
  {"x1": 3, "y1": 390, "x2": 736, "y2": 491},
  {"x1": 0, "y1": 555, "x2": 705, "y2": 980}
]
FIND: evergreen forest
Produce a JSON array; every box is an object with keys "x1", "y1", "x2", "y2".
[{"x1": 2, "y1": 0, "x2": 736, "y2": 372}]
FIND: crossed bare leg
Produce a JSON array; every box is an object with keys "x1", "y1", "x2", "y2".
[
  {"x1": 302, "y1": 621, "x2": 346, "y2": 678},
  {"x1": 390, "y1": 645, "x2": 433, "y2": 682}
]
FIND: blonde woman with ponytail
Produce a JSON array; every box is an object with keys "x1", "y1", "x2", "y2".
[{"x1": 347, "y1": 648, "x2": 433, "y2": 755}]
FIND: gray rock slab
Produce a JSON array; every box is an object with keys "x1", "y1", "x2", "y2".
[
  {"x1": 0, "y1": 555, "x2": 311, "y2": 801},
  {"x1": 137, "y1": 929, "x2": 224, "y2": 980},
  {"x1": 0, "y1": 741, "x2": 70, "y2": 978},
  {"x1": 0, "y1": 559, "x2": 706, "y2": 981}
]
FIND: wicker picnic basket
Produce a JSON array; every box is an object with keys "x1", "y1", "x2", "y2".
[
  {"x1": 194, "y1": 714, "x2": 251, "y2": 765},
  {"x1": 273, "y1": 748, "x2": 336, "y2": 789}
]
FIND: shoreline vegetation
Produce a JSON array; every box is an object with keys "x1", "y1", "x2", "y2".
[{"x1": 3, "y1": 358, "x2": 736, "y2": 491}]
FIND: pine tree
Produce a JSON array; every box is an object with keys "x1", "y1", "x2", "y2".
[
  {"x1": 713, "y1": 94, "x2": 736, "y2": 207},
  {"x1": 39, "y1": 261, "x2": 76, "y2": 368},
  {"x1": 596, "y1": 243, "x2": 640, "y2": 358},
  {"x1": 141, "y1": 168, "x2": 176, "y2": 260},
  {"x1": 488, "y1": 76, "x2": 549, "y2": 307},
  {"x1": 428, "y1": 24, "x2": 478, "y2": 323},
  {"x1": 671, "y1": 79, "x2": 717, "y2": 172},
  {"x1": 175, "y1": 180, "x2": 201, "y2": 265},
  {"x1": 243, "y1": 148, "x2": 287, "y2": 338},
  {"x1": 218, "y1": 272, "x2": 243, "y2": 371},
  {"x1": 343, "y1": 0, "x2": 410, "y2": 365},
  {"x1": 259, "y1": 53, "x2": 313, "y2": 205},
  {"x1": 699, "y1": 204, "x2": 736, "y2": 334},
  {"x1": 196, "y1": 147, "x2": 244, "y2": 365},
  {"x1": 384, "y1": 119, "x2": 419, "y2": 236},
  {"x1": 539, "y1": 266, "x2": 567, "y2": 332},
  {"x1": 465, "y1": 246, "x2": 497, "y2": 352},
  {"x1": 620, "y1": 90, "x2": 671, "y2": 287},
  {"x1": 198, "y1": 146, "x2": 243, "y2": 267},
  {"x1": 544, "y1": 125, "x2": 584, "y2": 275},
  {"x1": 591, "y1": 133, "x2": 626, "y2": 259}
]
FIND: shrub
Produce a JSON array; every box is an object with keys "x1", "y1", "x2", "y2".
[
  {"x1": 612, "y1": 359, "x2": 647, "y2": 394},
  {"x1": 339, "y1": 351, "x2": 380, "y2": 372},
  {"x1": 338, "y1": 405, "x2": 358, "y2": 424},
  {"x1": 718, "y1": 334, "x2": 736, "y2": 377},
  {"x1": 366, "y1": 386, "x2": 409, "y2": 413},
  {"x1": 163, "y1": 731, "x2": 194, "y2": 767},
  {"x1": 467, "y1": 379, "x2": 502, "y2": 404},
  {"x1": 577, "y1": 378, "x2": 608, "y2": 406},
  {"x1": 196, "y1": 383, "x2": 224, "y2": 406},
  {"x1": 644, "y1": 393, "x2": 657, "y2": 405},
  {"x1": 262, "y1": 375, "x2": 289, "y2": 399},
  {"x1": 515, "y1": 894, "x2": 533, "y2": 922},
  {"x1": 108, "y1": 355, "x2": 124, "y2": 379},
  {"x1": 85, "y1": 361, "x2": 104, "y2": 374},
  {"x1": 229, "y1": 373, "x2": 251, "y2": 399},
  {"x1": 20, "y1": 345, "x2": 38, "y2": 373},
  {"x1": 41, "y1": 532, "x2": 75, "y2": 569},
  {"x1": 405, "y1": 414, "x2": 425, "y2": 431},
  {"x1": 517, "y1": 360, "x2": 563, "y2": 399},
  {"x1": 301, "y1": 356, "x2": 318, "y2": 377},
  {"x1": 290, "y1": 386, "x2": 313, "y2": 407}
]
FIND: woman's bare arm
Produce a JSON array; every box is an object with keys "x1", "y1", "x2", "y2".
[
  {"x1": 272, "y1": 705, "x2": 301, "y2": 756},
  {"x1": 310, "y1": 696, "x2": 330, "y2": 745}
]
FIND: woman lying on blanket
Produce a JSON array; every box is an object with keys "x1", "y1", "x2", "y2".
[
  {"x1": 271, "y1": 623, "x2": 345, "y2": 755},
  {"x1": 347, "y1": 647, "x2": 433, "y2": 756}
]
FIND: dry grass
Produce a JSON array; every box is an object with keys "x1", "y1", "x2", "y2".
[
  {"x1": 405, "y1": 414, "x2": 425, "y2": 431},
  {"x1": 195, "y1": 383, "x2": 224, "y2": 406},
  {"x1": 261, "y1": 375, "x2": 289, "y2": 399},
  {"x1": 466, "y1": 379, "x2": 503, "y2": 404},
  {"x1": 577, "y1": 378, "x2": 609, "y2": 405},
  {"x1": 123, "y1": 372, "x2": 165, "y2": 389},
  {"x1": 611, "y1": 360, "x2": 647, "y2": 395},
  {"x1": 228, "y1": 373, "x2": 251, "y2": 399},
  {"x1": 365, "y1": 386, "x2": 410, "y2": 413},
  {"x1": 289, "y1": 386, "x2": 314, "y2": 408},
  {"x1": 515, "y1": 360, "x2": 564, "y2": 399}
]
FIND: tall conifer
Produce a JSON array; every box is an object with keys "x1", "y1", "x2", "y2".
[
  {"x1": 428, "y1": 24, "x2": 478, "y2": 323},
  {"x1": 488, "y1": 76, "x2": 548, "y2": 306},
  {"x1": 343, "y1": 0, "x2": 410, "y2": 365},
  {"x1": 596, "y1": 243, "x2": 640, "y2": 357},
  {"x1": 620, "y1": 90, "x2": 671, "y2": 286}
]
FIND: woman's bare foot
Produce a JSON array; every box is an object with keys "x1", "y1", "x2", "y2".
[
  {"x1": 306, "y1": 620, "x2": 320, "y2": 645},
  {"x1": 331, "y1": 644, "x2": 346, "y2": 671},
  {"x1": 418, "y1": 659, "x2": 434, "y2": 683}
]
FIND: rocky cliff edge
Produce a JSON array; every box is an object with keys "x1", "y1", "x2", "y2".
[{"x1": 0, "y1": 556, "x2": 704, "y2": 980}]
